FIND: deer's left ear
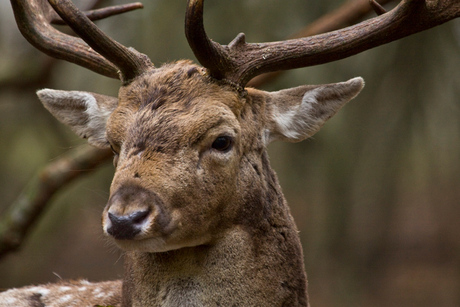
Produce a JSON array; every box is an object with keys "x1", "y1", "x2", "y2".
[
  {"x1": 37, "y1": 89, "x2": 118, "y2": 148},
  {"x1": 264, "y1": 77, "x2": 364, "y2": 144}
]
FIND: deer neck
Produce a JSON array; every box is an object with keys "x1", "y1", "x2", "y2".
[{"x1": 121, "y1": 154, "x2": 309, "y2": 307}]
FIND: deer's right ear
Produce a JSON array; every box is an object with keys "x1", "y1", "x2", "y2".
[{"x1": 37, "y1": 89, "x2": 118, "y2": 148}]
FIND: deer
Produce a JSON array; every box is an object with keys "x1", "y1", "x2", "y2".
[{"x1": 1, "y1": 0, "x2": 459, "y2": 306}]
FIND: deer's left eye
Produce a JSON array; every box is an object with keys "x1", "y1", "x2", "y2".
[{"x1": 211, "y1": 136, "x2": 233, "y2": 152}]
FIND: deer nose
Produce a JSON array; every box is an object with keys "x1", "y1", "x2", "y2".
[{"x1": 107, "y1": 210, "x2": 150, "y2": 240}]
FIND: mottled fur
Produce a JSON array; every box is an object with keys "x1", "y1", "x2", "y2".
[{"x1": 0, "y1": 280, "x2": 121, "y2": 307}]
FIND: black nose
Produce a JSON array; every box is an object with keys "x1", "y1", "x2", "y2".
[{"x1": 107, "y1": 210, "x2": 150, "y2": 240}]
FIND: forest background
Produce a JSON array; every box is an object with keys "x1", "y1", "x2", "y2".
[{"x1": 0, "y1": 0, "x2": 459, "y2": 306}]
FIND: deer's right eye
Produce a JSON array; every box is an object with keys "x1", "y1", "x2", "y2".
[
  {"x1": 211, "y1": 136, "x2": 233, "y2": 152},
  {"x1": 110, "y1": 144, "x2": 119, "y2": 155}
]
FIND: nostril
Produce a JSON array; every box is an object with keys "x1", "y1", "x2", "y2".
[
  {"x1": 108, "y1": 212, "x2": 124, "y2": 226},
  {"x1": 131, "y1": 210, "x2": 150, "y2": 224},
  {"x1": 107, "y1": 210, "x2": 150, "y2": 240}
]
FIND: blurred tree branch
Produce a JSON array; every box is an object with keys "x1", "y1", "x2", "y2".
[
  {"x1": 0, "y1": 0, "x2": 398, "y2": 259},
  {"x1": 0, "y1": 58, "x2": 56, "y2": 92},
  {"x1": 0, "y1": 146, "x2": 112, "y2": 259}
]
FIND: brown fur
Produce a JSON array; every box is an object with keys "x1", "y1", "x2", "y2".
[
  {"x1": 103, "y1": 62, "x2": 308, "y2": 306},
  {"x1": 1, "y1": 60, "x2": 363, "y2": 306}
]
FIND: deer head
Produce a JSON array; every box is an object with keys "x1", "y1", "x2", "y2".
[
  {"x1": 29, "y1": 0, "x2": 367, "y2": 256},
  {"x1": 6, "y1": 0, "x2": 459, "y2": 305},
  {"x1": 38, "y1": 62, "x2": 363, "y2": 254}
]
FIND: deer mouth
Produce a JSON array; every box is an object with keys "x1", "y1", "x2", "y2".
[
  {"x1": 111, "y1": 236, "x2": 168, "y2": 253},
  {"x1": 110, "y1": 229, "x2": 213, "y2": 253}
]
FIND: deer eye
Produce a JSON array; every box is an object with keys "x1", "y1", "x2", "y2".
[
  {"x1": 110, "y1": 144, "x2": 119, "y2": 155},
  {"x1": 211, "y1": 136, "x2": 233, "y2": 152}
]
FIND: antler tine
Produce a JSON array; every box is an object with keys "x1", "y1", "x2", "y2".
[
  {"x1": 186, "y1": 0, "x2": 460, "y2": 88},
  {"x1": 50, "y1": 2, "x2": 144, "y2": 25},
  {"x1": 48, "y1": 0, "x2": 152, "y2": 83}
]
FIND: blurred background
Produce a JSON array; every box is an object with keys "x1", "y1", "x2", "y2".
[{"x1": 0, "y1": 0, "x2": 459, "y2": 306}]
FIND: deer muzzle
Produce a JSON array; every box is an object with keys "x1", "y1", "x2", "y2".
[{"x1": 103, "y1": 183, "x2": 172, "y2": 242}]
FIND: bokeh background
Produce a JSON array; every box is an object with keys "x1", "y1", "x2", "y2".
[{"x1": 1, "y1": 0, "x2": 459, "y2": 306}]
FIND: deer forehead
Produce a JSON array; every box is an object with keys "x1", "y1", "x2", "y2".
[
  {"x1": 106, "y1": 62, "x2": 244, "y2": 154},
  {"x1": 117, "y1": 61, "x2": 242, "y2": 110}
]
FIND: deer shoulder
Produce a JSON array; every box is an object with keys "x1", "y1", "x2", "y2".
[{"x1": 0, "y1": 280, "x2": 121, "y2": 306}]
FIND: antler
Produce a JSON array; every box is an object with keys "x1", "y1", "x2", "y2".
[
  {"x1": 186, "y1": 0, "x2": 460, "y2": 87},
  {"x1": 50, "y1": 2, "x2": 145, "y2": 25},
  {"x1": 11, "y1": 0, "x2": 152, "y2": 83}
]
